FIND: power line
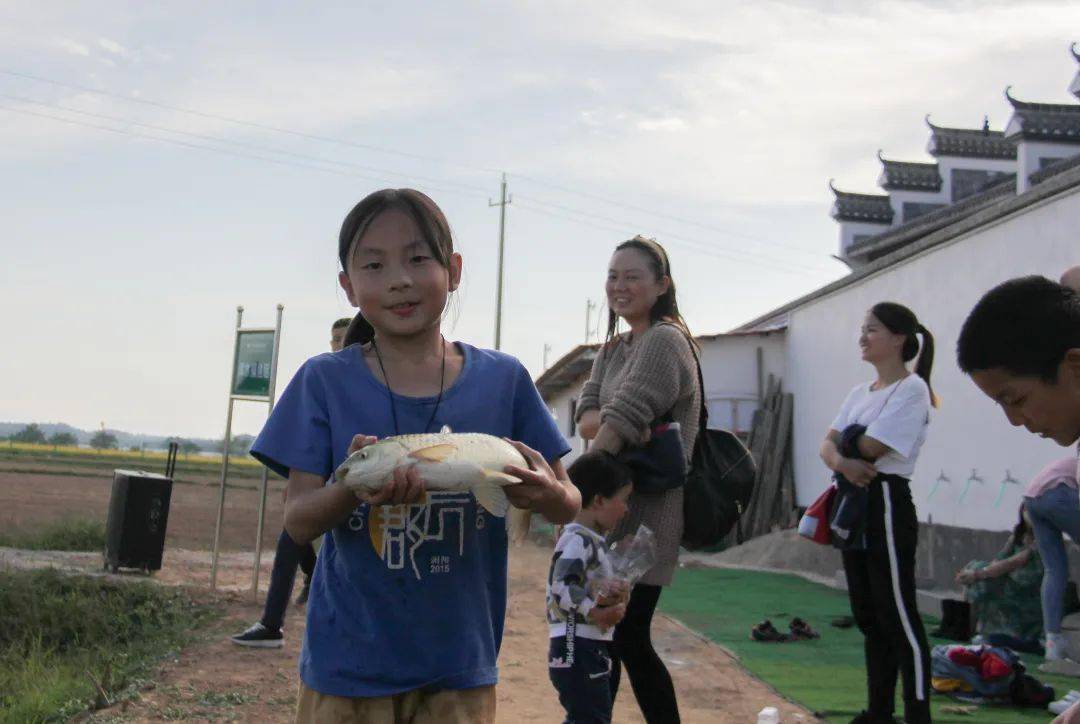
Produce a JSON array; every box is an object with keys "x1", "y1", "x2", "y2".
[
  {"x1": 2, "y1": 94, "x2": 833, "y2": 274},
  {"x1": 0, "y1": 98, "x2": 814, "y2": 277},
  {"x1": 515, "y1": 194, "x2": 835, "y2": 275},
  {"x1": 0, "y1": 68, "x2": 500, "y2": 181},
  {"x1": 512, "y1": 199, "x2": 827, "y2": 277},
  {"x1": 512, "y1": 172, "x2": 827, "y2": 260},
  {"x1": 2, "y1": 100, "x2": 822, "y2": 276},
  {"x1": 0, "y1": 103, "x2": 480, "y2": 199},
  {"x1": 517, "y1": 192, "x2": 833, "y2": 273},
  {"x1": 0, "y1": 92, "x2": 489, "y2": 199},
  {"x1": 4, "y1": 68, "x2": 832, "y2": 259}
]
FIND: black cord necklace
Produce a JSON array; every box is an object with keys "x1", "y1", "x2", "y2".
[{"x1": 371, "y1": 336, "x2": 447, "y2": 436}]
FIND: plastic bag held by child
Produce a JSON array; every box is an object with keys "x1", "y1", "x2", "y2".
[{"x1": 595, "y1": 525, "x2": 658, "y2": 602}]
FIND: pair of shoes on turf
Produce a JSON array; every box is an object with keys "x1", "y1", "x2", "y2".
[
  {"x1": 751, "y1": 618, "x2": 820, "y2": 642},
  {"x1": 1049, "y1": 690, "x2": 1080, "y2": 715},
  {"x1": 230, "y1": 622, "x2": 283, "y2": 648}
]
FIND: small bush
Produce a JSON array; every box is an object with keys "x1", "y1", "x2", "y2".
[
  {"x1": 0, "y1": 569, "x2": 213, "y2": 722},
  {"x1": 0, "y1": 518, "x2": 106, "y2": 552}
]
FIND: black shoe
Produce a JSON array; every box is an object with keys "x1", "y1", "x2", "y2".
[
  {"x1": 230, "y1": 622, "x2": 283, "y2": 648},
  {"x1": 751, "y1": 620, "x2": 790, "y2": 642},
  {"x1": 790, "y1": 617, "x2": 820, "y2": 640},
  {"x1": 296, "y1": 575, "x2": 311, "y2": 606}
]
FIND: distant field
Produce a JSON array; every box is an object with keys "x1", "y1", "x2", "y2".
[
  {"x1": 0, "y1": 441, "x2": 262, "y2": 480},
  {"x1": 0, "y1": 443, "x2": 286, "y2": 553}
]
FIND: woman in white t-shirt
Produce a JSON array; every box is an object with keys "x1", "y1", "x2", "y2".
[{"x1": 820, "y1": 302, "x2": 938, "y2": 724}]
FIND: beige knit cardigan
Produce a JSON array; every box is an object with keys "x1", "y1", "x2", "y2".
[{"x1": 576, "y1": 323, "x2": 701, "y2": 586}]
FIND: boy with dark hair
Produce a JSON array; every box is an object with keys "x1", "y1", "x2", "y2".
[
  {"x1": 958, "y1": 274, "x2": 1080, "y2": 667},
  {"x1": 547, "y1": 452, "x2": 632, "y2": 724},
  {"x1": 957, "y1": 275, "x2": 1080, "y2": 450},
  {"x1": 961, "y1": 272, "x2": 1080, "y2": 719},
  {"x1": 330, "y1": 317, "x2": 351, "y2": 352}
]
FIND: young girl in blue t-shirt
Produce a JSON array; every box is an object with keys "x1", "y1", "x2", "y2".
[{"x1": 250, "y1": 188, "x2": 580, "y2": 723}]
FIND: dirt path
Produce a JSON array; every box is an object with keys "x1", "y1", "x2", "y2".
[
  {"x1": 5, "y1": 543, "x2": 811, "y2": 723},
  {"x1": 3, "y1": 469, "x2": 811, "y2": 721}
]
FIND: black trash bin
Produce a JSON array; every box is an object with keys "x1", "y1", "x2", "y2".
[{"x1": 104, "y1": 468, "x2": 174, "y2": 573}]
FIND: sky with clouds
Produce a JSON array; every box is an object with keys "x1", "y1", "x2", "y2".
[{"x1": 2, "y1": 1, "x2": 1079, "y2": 439}]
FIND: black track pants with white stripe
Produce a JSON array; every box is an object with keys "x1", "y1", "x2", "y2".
[{"x1": 842, "y1": 475, "x2": 932, "y2": 724}]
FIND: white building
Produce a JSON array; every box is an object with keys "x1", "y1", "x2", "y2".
[
  {"x1": 539, "y1": 46, "x2": 1080, "y2": 537},
  {"x1": 744, "y1": 46, "x2": 1080, "y2": 532},
  {"x1": 535, "y1": 329, "x2": 786, "y2": 466},
  {"x1": 743, "y1": 167, "x2": 1080, "y2": 531}
]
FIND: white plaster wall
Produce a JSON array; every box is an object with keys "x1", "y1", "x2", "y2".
[
  {"x1": 1017, "y1": 140, "x2": 1080, "y2": 193},
  {"x1": 936, "y1": 157, "x2": 1016, "y2": 204},
  {"x1": 697, "y1": 333, "x2": 786, "y2": 434},
  {"x1": 787, "y1": 187, "x2": 1080, "y2": 530},
  {"x1": 547, "y1": 385, "x2": 587, "y2": 464},
  {"x1": 888, "y1": 189, "x2": 947, "y2": 224},
  {"x1": 840, "y1": 221, "x2": 893, "y2": 257}
]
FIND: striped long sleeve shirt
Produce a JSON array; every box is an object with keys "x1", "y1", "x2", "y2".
[{"x1": 546, "y1": 523, "x2": 616, "y2": 641}]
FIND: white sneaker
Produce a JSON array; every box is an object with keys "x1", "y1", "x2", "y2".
[
  {"x1": 1051, "y1": 699, "x2": 1079, "y2": 716},
  {"x1": 1048, "y1": 633, "x2": 1074, "y2": 662}
]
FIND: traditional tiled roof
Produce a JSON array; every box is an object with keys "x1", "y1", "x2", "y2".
[
  {"x1": 877, "y1": 152, "x2": 943, "y2": 191},
  {"x1": 1003, "y1": 87, "x2": 1080, "y2": 143},
  {"x1": 829, "y1": 181, "x2": 894, "y2": 224},
  {"x1": 734, "y1": 162, "x2": 1080, "y2": 334},
  {"x1": 926, "y1": 116, "x2": 1016, "y2": 159},
  {"x1": 846, "y1": 177, "x2": 1014, "y2": 260}
]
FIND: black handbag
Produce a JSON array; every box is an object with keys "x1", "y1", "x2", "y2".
[
  {"x1": 617, "y1": 420, "x2": 687, "y2": 495},
  {"x1": 680, "y1": 343, "x2": 757, "y2": 550}
]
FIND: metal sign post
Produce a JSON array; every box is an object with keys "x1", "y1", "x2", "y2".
[
  {"x1": 210, "y1": 304, "x2": 284, "y2": 593},
  {"x1": 250, "y1": 305, "x2": 284, "y2": 598}
]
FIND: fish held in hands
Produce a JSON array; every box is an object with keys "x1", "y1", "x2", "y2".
[{"x1": 335, "y1": 432, "x2": 528, "y2": 517}]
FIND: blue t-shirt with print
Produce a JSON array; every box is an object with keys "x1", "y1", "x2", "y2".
[{"x1": 250, "y1": 342, "x2": 569, "y2": 698}]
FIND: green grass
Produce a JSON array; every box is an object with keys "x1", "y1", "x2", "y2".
[
  {"x1": 0, "y1": 569, "x2": 215, "y2": 722},
  {"x1": 661, "y1": 567, "x2": 1075, "y2": 723},
  {"x1": 0, "y1": 518, "x2": 107, "y2": 551}
]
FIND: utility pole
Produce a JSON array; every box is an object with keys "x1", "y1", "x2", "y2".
[
  {"x1": 543, "y1": 343, "x2": 552, "y2": 370},
  {"x1": 489, "y1": 173, "x2": 512, "y2": 350},
  {"x1": 585, "y1": 299, "x2": 597, "y2": 343}
]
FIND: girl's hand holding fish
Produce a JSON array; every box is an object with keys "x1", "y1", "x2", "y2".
[
  {"x1": 502, "y1": 439, "x2": 580, "y2": 524},
  {"x1": 346, "y1": 433, "x2": 428, "y2": 506}
]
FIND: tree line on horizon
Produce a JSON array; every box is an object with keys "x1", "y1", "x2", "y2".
[{"x1": 3, "y1": 424, "x2": 255, "y2": 456}]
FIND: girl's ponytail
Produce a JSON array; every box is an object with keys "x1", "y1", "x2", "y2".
[
  {"x1": 870, "y1": 302, "x2": 940, "y2": 408},
  {"x1": 914, "y1": 323, "x2": 938, "y2": 408},
  {"x1": 344, "y1": 312, "x2": 375, "y2": 347}
]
